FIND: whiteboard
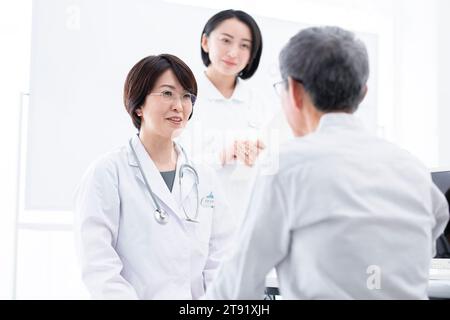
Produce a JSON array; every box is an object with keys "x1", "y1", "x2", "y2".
[{"x1": 26, "y1": 0, "x2": 378, "y2": 210}]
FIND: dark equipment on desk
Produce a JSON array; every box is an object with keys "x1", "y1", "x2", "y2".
[{"x1": 431, "y1": 170, "x2": 450, "y2": 258}]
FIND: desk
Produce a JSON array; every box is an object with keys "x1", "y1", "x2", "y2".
[
  {"x1": 428, "y1": 280, "x2": 450, "y2": 299},
  {"x1": 265, "y1": 271, "x2": 450, "y2": 299},
  {"x1": 265, "y1": 269, "x2": 279, "y2": 298}
]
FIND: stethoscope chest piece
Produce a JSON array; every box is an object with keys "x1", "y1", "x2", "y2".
[{"x1": 154, "y1": 208, "x2": 169, "y2": 225}]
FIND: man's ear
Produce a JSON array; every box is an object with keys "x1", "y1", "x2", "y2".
[
  {"x1": 201, "y1": 33, "x2": 209, "y2": 53},
  {"x1": 360, "y1": 85, "x2": 368, "y2": 102},
  {"x1": 287, "y1": 77, "x2": 304, "y2": 111}
]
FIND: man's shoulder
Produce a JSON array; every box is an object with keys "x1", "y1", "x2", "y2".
[
  {"x1": 277, "y1": 131, "x2": 429, "y2": 175},
  {"x1": 277, "y1": 136, "x2": 323, "y2": 165}
]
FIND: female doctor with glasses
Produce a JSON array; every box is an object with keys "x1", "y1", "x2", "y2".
[{"x1": 74, "y1": 54, "x2": 234, "y2": 300}]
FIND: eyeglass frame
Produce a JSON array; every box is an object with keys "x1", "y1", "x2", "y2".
[
  {"x1": 148, "y1": 90, "x2": 197, "y2": 106},
  {"x1": 273, "y1": 77, "x2": 304, "y2": 97}
]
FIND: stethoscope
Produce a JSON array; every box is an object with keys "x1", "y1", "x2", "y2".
[{"x1": 129, "y1": 139, "x2": 200, "y2": 225}]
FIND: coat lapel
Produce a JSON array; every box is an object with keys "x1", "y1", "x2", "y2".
[
  {"x1": 173, "y1": 143, "x2": 196, "y2": 205},
  {"x1": 127, "y1": 135, "x2": 184, "y2": 220}
]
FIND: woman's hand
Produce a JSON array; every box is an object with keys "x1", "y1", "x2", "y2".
[
  {"x1": 219, "y1": 142, "x2": 238, "y2": 166},
  {"x1": 220, "y1": 139, "x2": 266, "y2": 167}
]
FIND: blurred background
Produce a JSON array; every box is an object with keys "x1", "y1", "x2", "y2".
[{"x1": 0, "y1": 0, "x2": 449, "y2": 299}]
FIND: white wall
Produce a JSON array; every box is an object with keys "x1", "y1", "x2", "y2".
[
  {"x1": 438, "y1": 0, "x2": 450, "y2": 168},
  {"x1": 392, "y1": 0, "x2": 440, "y2": 168},
  {"x1": 0, "y1": 0, "x2": 32, "y2": 299}
]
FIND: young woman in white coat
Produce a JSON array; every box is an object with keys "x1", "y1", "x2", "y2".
[
  {"x1": 179, "y1": 10, "x2": 276, "y2": 228},
  {"x1": 74, "y1": 54, "x2": 233, "y2": 300}
]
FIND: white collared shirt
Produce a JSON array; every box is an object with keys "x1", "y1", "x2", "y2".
[{"x1": 206, "y1": 113, "x2": 449, "y2": 300}]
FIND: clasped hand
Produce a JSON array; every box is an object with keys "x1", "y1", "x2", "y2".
[{"x1": 220, "y1": 139, "x2": 266, "y2": 167}]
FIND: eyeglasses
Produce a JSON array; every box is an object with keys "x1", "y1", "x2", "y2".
[
  {"x1": 149, "y1": 90, "x2": 196, "y2": 106},
  {"x1": 273, "y1": 80, "x2": 287, "y2": 97},
  {"x1": 272, "y1": 77, "x2": 304, "y2": 97}
]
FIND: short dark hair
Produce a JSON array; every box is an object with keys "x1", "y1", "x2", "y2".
[
  {"x1": 201, "y1": 9, "x2": 263, "y2": 80},
  {"x1": 123, "y1": 54, "x2": 198, "y2": 130},
  {"x1": 279, "y1": 26, "x2": 369, "y2": 113}
]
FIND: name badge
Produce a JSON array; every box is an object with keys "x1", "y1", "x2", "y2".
[{"x1": 201, "y1": 192, "x2": 215, "y2": 209}]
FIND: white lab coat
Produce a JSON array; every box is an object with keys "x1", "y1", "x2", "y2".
[
  {"x1": 206, "y1": 113, "x2": 450, "y2": 300},
  {"x1": 74, "y1": 135, "x2": 234, "y2": 299},
  {"x1": 178, "y1": 71, "x2": 277, "y2": 228}
]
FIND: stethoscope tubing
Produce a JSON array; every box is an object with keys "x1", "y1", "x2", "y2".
[{"x1": 129, "y1": 138, "x2": 200, "y2": 224}]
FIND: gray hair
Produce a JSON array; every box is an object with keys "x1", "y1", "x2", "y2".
[{"x1": 279, "y1": 26, "x2": 369, "y2": 113}]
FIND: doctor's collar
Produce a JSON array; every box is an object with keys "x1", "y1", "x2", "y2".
[
  {"x1": 128, "y1": 134, "x2": 187, "y2": 166},
  {"x1": 201, "y1": 71, "x2": 249, "y2": 103},
  {"x1": 316, "y1": 112, "x2": 364, "y2": 132}
]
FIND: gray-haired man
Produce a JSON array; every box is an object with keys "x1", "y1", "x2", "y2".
[{"x1": 206, "y1": 26, "x2": 448, "y2": 299}]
